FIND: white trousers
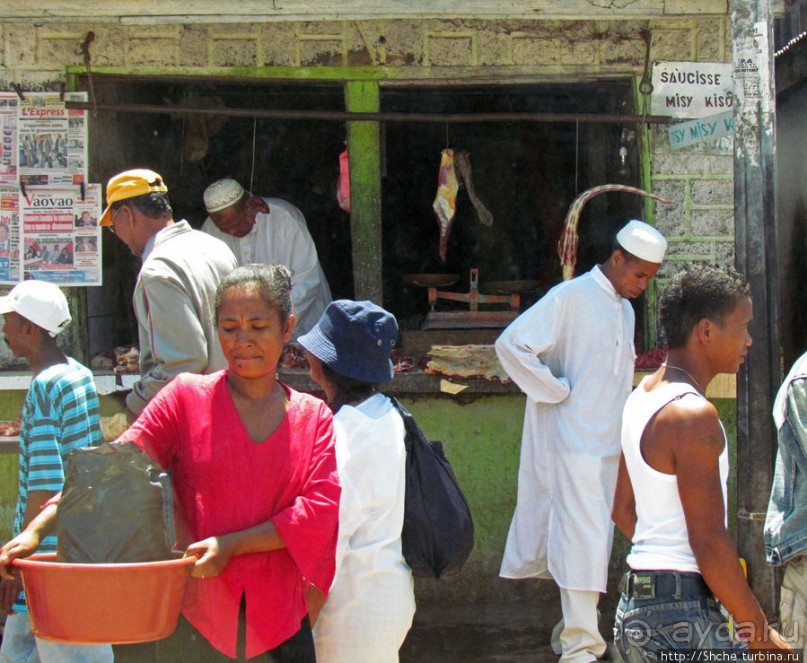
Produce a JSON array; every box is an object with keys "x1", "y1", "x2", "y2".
[
  {"x1": 550, "y1": 589, "x2": 606, "y2": 663},
  {"x1": 0, "y1": 613, "x2": 113, "y2": 663}
]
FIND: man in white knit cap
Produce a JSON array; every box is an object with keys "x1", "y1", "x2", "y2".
[{"x1": 201, "y1": 179, "x2": 331, "y2": 338}]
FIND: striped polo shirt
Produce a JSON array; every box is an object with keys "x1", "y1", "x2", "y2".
[{"x1": 13, "y1": 357, "x2": 102, "y2": 612}]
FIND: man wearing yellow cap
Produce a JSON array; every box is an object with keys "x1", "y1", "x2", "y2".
[{"x1": 100, "y1": 169, "x2": 238, "y2": 416}]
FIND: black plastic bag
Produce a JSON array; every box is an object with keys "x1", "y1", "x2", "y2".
[
  {"x1": 57, "y1": 442, "x2": 175, "y2": 563},
  {"x1": 390, "y1": 397, "x2": 475, "y2": 579}
]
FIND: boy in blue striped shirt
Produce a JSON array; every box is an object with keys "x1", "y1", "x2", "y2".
[{"x1": 0, "y1": 280, "x2": 112, "y2": 663}]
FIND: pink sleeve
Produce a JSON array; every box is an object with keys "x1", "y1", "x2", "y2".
[
  {"x1": 117, "y1": 377, "x2": 184, "y2": 469},
  {"x1": 272, "y1": 402, "x2": 340, "y2": 593}
]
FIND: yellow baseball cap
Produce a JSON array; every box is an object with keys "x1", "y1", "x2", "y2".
[{"x1": 99, "y1": 169, "x2": 168, "y2": 226}]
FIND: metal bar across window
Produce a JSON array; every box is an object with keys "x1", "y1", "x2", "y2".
[{"x1": 65, "y1": 100, "x2": 675, "y2": 125}]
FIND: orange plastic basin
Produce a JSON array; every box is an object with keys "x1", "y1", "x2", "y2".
[{"x1": 14, "y1": 553, "x2": 195, "y2": 644}]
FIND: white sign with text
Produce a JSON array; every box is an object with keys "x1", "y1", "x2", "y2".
[{"x1": 651, "y1": 61, "x2": 734, "y2": 119}]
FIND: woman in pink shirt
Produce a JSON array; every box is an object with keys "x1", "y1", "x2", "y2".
[{"x1": 121, "y1": 263, "x2": 341, "y2": 661}]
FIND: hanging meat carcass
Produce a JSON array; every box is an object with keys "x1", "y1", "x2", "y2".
[
  {"x1": 454, "y1": 151, "x2": 494, "y2": 228},
  {"x1": 433, "y1": 149, "x2": 459, "y2": 262},
  {"x1": 557, "y1": 184, "x2": 672, "y2": 280},
  {"x1": 433, "y1": 149, "x2": 495, "y2": 262}
]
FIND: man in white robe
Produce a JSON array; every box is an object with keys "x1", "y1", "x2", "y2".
[
  {"x1": 495, "y1": 219, "x2": 667, "y2": 663},
  {"x1": 202, "y1": 178, "x2": 332, "y2": 338}
]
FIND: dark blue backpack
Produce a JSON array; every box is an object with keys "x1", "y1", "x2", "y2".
[{"x1": 390, "y1": 397, "x2": 475, "y2": 579}]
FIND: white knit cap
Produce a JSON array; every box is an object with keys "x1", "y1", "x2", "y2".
[
  {"x1": 616, "y1": 220, "x2": 667, "y2": 264},
  {"x1": 203, "y1": 179, "x2": 245, "y2": 214},
  {"x1": 0, "y1": 280, "x2": 71, "y2": 337}
]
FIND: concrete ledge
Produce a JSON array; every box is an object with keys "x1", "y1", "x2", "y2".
[{"x1": 0, "y1": 371, "x2": 138, "y2": 395}]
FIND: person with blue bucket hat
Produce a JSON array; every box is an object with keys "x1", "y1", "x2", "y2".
[{"x1": 299, "y1": 300, "x2": 416, "y2": 663}]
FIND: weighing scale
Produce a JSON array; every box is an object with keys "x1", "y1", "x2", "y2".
[{"x1": 406, "y1": 268, "x2": 522, "y2": 330}]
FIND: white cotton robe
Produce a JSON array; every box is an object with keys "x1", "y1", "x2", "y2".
[
  {"x1": 202, "y1": 198, "x2": 332, "y2": 337},
  {"x1": 495, "y1": 266, "x2": 635, "y2": 592},
  {"x1": 313, "y1": 394, "x2": 416, "y2": 663}
]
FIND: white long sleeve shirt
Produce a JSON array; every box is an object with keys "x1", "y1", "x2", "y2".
[
  {"x1": 495, "y1": 265, "x2": 635, "y2": 591},
  {"x1": 202, "y1": 198, "x2": 331, "y2": 337},
  {"x1": 313, "y1": 394, "x2": 415, "y2": 663}
]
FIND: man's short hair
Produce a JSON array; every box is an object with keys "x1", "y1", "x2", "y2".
[
  {"x1": 660, "y1": 264, "x2": 751, "y2": 349},
  {"x1": 610, "y1": 242, "x2": 641, "y2": 263},
  {"x1": 112, "y1": 192, "x2": 172, "y2": 220}
]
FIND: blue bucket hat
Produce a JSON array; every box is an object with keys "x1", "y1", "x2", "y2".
[{"x1": 298, "y1": 300, "x2": 398, "y2": 384}]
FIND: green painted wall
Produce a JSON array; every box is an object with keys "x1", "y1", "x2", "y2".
[
  {"x1": 0, "y1": 389, "x2": 739, "y2": 610},
  {"x1": 400, "y1": 394, "x2": 526, "y2": 603},
  {"x1": 399, "y1": 394, "x2": 740, "y2": 607},
  {"x1": 0, "y1": 390, "x2": 26, "y2": 542},
  {"x1": 0, "y1": 455, "x2": 18, "y2": 542}
]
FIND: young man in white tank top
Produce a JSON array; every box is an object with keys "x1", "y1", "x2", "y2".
[{"x1": 612, "y1": 265, "x2": 790, "y2": 659}]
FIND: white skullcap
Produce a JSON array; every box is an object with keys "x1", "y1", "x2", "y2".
[
  {"x1": 616, "y1": 220, "x2": 667, "y2": 264},
  {"x1": 203, "y1": 179, "x2": 245, "y2": 214}
]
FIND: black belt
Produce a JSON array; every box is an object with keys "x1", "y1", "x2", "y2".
[{"x1": 620, "y1": 570, "x2": 712, "y2": 600}]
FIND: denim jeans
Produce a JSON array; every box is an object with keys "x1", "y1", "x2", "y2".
[
  {"x1": 0, "y1": 612, "x2": 113, "y2": 663},
  {"x1": 613, "y1": 591, "x2": 749, "y2": 661}
]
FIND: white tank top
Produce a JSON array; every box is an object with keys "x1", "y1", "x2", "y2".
[{"x1": 622, "y1": 378, "x2": 729, "y2": 572}]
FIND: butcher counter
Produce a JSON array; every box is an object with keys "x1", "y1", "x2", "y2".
[{"x1": 0, "y1": 364, "x2": 737, "y2": 607}]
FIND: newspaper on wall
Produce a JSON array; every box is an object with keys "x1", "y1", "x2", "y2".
[
  {"x1": 0, "y1": 188, "x2": 20, "y2": 283},
  {"x1": 18, "y1": 92, "x2": 87, "y2": 189},
  {"x1": 0, "y1": 90, "x2": 100, "y2": 286},
  {"x1": 19, "y1": 184, "x2": 101, "y2": 286},
  {"x1": 0, "y1": 94, "x2": 19, "y2": 186}
]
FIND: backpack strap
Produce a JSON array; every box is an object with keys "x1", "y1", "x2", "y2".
[{"x1": 388, "y1": 395, "x2": 422, "y2": 453}]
